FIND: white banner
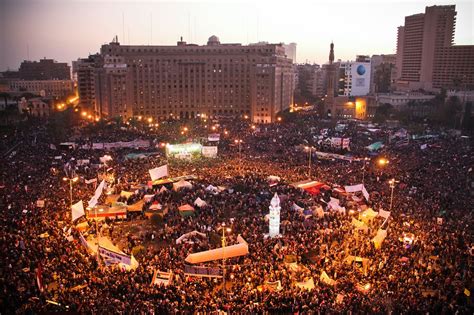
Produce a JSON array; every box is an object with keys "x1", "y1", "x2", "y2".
[
  {"x1": 344, "y1": 184, "x2": 364, "y2": 193},
  {"x1": 331, "y1": 137, "x2": 342, "y2": 148},
  {"x1": 342, "y1": 138, "x2": 350, "y2": 150},
  {"x1": 202, "y1": 146, "x2": 218, "y2": 158},
  {"x1": 208, "y1": 134, "x2": 220, "y2": 142},
  {"x1": 98, "y1": 246, "x2": 132, "y2": 265},
  {"x1": 36, "y1": 200, "x2": 45, "y2": 208},
  {"x1": 149, "y1": 165, "x2": 169, "y2": 181},
  {"x1": 151, "y1": 270, "x2": 173, "y2": 286},
  {"x1": 88, "y1": 180, "x2": 105, "y2": 208},
  {"x1": 362, "y1": 185, "x2": 369, "y2": 201},
  {"x1": 71, "y1": 200, "x2": 85, "y2": 221}
]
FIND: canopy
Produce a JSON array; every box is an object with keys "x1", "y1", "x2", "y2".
[
  {"x1": 367, "y1": 142, "x2": 384, "y2": 151},
  {"x1": 185, "y1": 235, "x2": 249, "y2": 264},
  {"x1": 127, "y1": 200, "x2": 144, "y2": 212},
  {"x1": 149, "y1": 203, "x2": 163, "y2": 211},
  {"x1": 176, "y1": 230, "x2": 207, "y2": 244},
  {"x1": 194, "y1": 197, "x2": 207, "y2": 208},
  {"x1": 173, "y1": 180, "x2": 193, "y2": 191},
  {"x1": 120, "y1": 191, "x2": 134, "y2": 199},
  {"x1": 178, "y1": 204, "x2": 194, "y2": 211}
]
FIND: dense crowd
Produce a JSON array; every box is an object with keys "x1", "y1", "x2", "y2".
[{"x1": 0, "y1": 114, "x2": 473, "y2": 314}]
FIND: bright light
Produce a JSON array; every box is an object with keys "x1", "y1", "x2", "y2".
[
  {"x1": 147, "y1": 117, "x2": 152, "y2": 123},
  {"x1": 82, "y1": 112, "x2": 87, "y2": 117},
  {"x1": 277, "y1": 117, "x2": 282, "y2": 122},
  {"x1": 95, "y1": 117, "x2": 99, "y2": 122},
  {"x1": 72, "y1": 177, "x2": 79, "y2": 182},
  {"x1": 62, "y1": 177, "x2": 68, "y2": 181},
  {"x1": 224, "y1": 131, "x2": 228, "y2": 135},
  {"x1": 211, "y1": 126, "x2": 216, "y2": 131},
  {"x1": 251, "y1": 125, "x2": 256, "y2": 130},
  {"x1": 244, "y1": 115, "x2": 248, "y2": 119},
  {"x1": 138, "y1": 116, "x2": 142, "y2": 120},
  {"x1": 183, "y1": 127, "x2": 188, "y2": 131},
  {"x1": 378, "y1": 158, "x2": 389, "y2": 166},
  {"x1": 226, "y1": 228, "x2": 231, "y2": 232}
]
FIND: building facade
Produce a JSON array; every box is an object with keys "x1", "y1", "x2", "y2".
[
  {"x1": 338, "y1": 56, "x2": 372, "y2": 96},
  {"x1": 18, "y1": 59, "x2": 70, "y2": 80},
  {"x1": 82, "y1": 36, "x2": 294, "y2": 123},
  {"x1": 396, "y1": 5, "x2": 474, "y2": 91},
  {"x1": 9, "y1": 80, "x2": 74, "y2": 98},
  {"x1": 72, "y1": 55, "x2": 102, "y2": 112}
]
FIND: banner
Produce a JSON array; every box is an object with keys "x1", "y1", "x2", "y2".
[
  {"x1": 202, "y1": 146, "x2": 218, "y2": 158},
  {"x1": 151, "y1": 270, "x2": 173, "y2": 286},
  {"x1": 176, "y1": 230, "x2": 206, "y2": 245},
  {"x1": 207, "y1": 134, "x2": 220, "y2": 142},
  {"x1": 79, "y1": 233, "x2": 90, "y2": 252},
  {"x1": 351, "y1": 218, "x2": 369, "y2": 232},
  {"x1": 372, "y1": 229, "x2": 387, "y2": 249},
  {"x1": 184, "y1": 265, "x2": 223, "y2": 278},
  {"x1": 344, "y1": 184, "x2": 364, "y2": 193},
  {"x1": 88, "y1": 180, "x2": 106, "y2": 208},
  {"x1": 342, "y1": 138, "x2": 350, "y2": 150},
  {"x1": 185, "y1": 235, "x2": 249, "y2": 264},
  {"x1": 98, "y1": 246, "x2": 132, "y2": 265},
  {"x1": 84, "y1": 140, "x2": 150, "y2": 150},
  {"x1": 36, "y1": 200, "x2": 45, "y2": 208},
  {"x1": 331, "y1": 137, "x2": 342, "y2": 148},
  {"x1": 149, "y1": 165, "x2": 169, "y2": 181},
  {"x1": 99, "y1": 155, "x2": 113, "y2": 164},
  {"x1": 71, "y1": 200, "x2": 85, "y2": 221},
  {"x1": 314, "y1": 151, "x2": 354, "y2": 162},
  {"x1": 362, "y1": 185, "x2": 370, "y2": 201},
  {"x1": 295, "y1": 278, "x2": 315, "y2": 290}
]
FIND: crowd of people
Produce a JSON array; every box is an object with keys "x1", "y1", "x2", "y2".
[{"x1": 0, "y1": 113, "x2": 472, "y2": 314}]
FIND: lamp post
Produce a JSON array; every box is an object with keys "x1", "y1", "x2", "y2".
[
  {"x1": 234, "y1": 139, "x2": 243, "y2": 172},
  {"x1": 362, "y1": 157, "x2": 370, "y2": 184},
  {"x1": 388, "y1": 178, "x2": 398, "y2": 211},
  {"x1": 305, "y1": 146, "x2": 312, "y2": 178},
  {"x1": 62, "y1": 176, "x2": 78, "y2": 207},
  {"x1": 221, "y1": 223, "x2": 231, "y2": 295}
]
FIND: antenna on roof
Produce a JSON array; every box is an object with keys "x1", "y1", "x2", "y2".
[{"x1": 122, "y1": 12, "x2": 125, "y2": 45}]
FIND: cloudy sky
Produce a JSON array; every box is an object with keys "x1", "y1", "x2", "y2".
[{"x1": 1, "y1": 0, "x2": 472, "y2": 70}]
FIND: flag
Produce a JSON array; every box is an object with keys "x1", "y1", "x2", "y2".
[
  {"x1": 320, "y1": 271, "x2": 336, "y2": 286},
  {"x1": 151, "y1": 270, "x2": 173, "y2": 286},
  {"x1": 49, "y1": 144, "x2": 56, "y2": 150},
  {"x1": 99, "y1": 155, "x2": 113, "y2": 164},
  {"x1": 149, "y1": 165, "x2": 168, "y2": 181},
  {"x1": 420, "y1": 144, "x2": 428, "y2": 150},
  {"x1": 344, "y1": 184, "x2": 363, "y2": 193},
  {"x1": 36, "y1": 264, "x2": 44, "y2": 293},
  {"x1": 71, "y1": 200, "x2": 85, "y2": 221},
  {"x1": 362, "y1": 185, "x2": 369, "y2": 201}
]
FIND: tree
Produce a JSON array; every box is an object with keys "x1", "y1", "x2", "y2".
[
  {"x1": 150, "y1": 213, "x2": 163, "y2": 227},
  {"x1": 373, "y1": 103, "x2": 393, "y2": 123}
]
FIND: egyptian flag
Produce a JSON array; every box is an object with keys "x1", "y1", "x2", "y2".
[{"x1": 36, "y1": 263, "x2": 44, "y2": 293}]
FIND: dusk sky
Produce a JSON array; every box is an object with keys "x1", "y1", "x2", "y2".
[{"x1": 1, "y1": 0, "x2": 472, "y2": 71}]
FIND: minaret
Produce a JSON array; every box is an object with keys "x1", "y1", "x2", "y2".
[
  {"x1": 325, "y1": 42, "x2": 336, "y2": 117},
  {"x1": 269, "y1": 193, "x2": 281, "y2": 237}
]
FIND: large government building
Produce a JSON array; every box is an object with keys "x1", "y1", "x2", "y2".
[{"x1": 75, "y1": 36, "x2": 294, "y2": 123}]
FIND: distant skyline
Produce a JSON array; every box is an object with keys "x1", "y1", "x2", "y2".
[{"x1": 1, "y1": 0, "x2": 473, "y2": 71}]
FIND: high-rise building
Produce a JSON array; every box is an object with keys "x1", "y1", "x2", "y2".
[
  {"x1": 396, "y1": 5, "x2": 474, "y2": 91},
  {"x1": 370, "y1": 54, "x2": 396, "y2": 93},
  {"x1": 81, "y1": 36, "x2": 294, "y2": 123},
  {"x1": 72, "y1": 54, "x2": 101, "y2": 112},
  {"x1": 18, "y1": 58, "x2": 70, "y2": 80},
  {"x1": 337, "y1": 56, "x2": 372, "y2": 96}
]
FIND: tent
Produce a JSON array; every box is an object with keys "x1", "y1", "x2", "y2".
[
  {"x1": 144, "y1": 194, "x2": 155, "y2": 202},
  {"x1": 149, "y1": 203, "x2": 162, "y2": 210},
  {"x1": 127, "y1": 200, "x2": 145, "y2": 212},
  {"x1": 86, "y1": 205, "x2": 127, "y2": 220},
  {"x1": 120, "y1": 191, "x2": 134, "y2": 199},
  {"x1": 173, "y1": 180, "x2": 193, "y2": 191},
  {"x1": 194, "y1": 197, "x2": 207, "y2": 208},
  {"x1": 178, "y1": 204, "x2": 195, "y2": 217},
  {"x1": 372, "y1": 229, "x2": 387, "y2": 249},
  {"x1": 176, "y1": 230, "x2": 207, "y2": 244},
  {"x1": 185, "y1": 235, "x2": 249, "y2": 264},
  {"x1": 367, "y1": 142, "x2": 384, "y2": 151}
]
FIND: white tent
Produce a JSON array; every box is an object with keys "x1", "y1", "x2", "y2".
[
  {"x1": 173, "y1": 179, "x2": 193, "y2": 191},
  {"x1": 194, "y1": 197, "x2": 207, "y2": 208}
]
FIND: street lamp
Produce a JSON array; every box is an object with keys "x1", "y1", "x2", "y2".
[
  {"x1": 220, "y1": 223, "x2": 232, "y2": 294},
  {"x1": 305, "y1": 146, "x2": 312, "y2": 178},
  {"x1": 63, "y1": 176, "x2": 79, "y2": 207},
  {"x1": 362, "y1": 157, "x2": 370, "y2": 184},
  {"x1": 234, "y1": 139, "x2": 243, "y2": 172},
  {"x1": 378, "y1": 158, "x2": 389, "y2": 166},
  {"x1": 388, "y1": 178, "x2": 398, "y2": 211}
]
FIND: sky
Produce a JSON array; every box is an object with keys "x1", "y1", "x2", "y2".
[{"x1": 1, "y1": 0, "x2": 473, "y2": 71}]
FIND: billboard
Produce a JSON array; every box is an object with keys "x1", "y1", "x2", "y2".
[
  {"x1": 166, "y1": 143, "x2": 202, "y2": 159},
  {"x1": 350, "y1": 62, "x2": 371, "y2": 96}
]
